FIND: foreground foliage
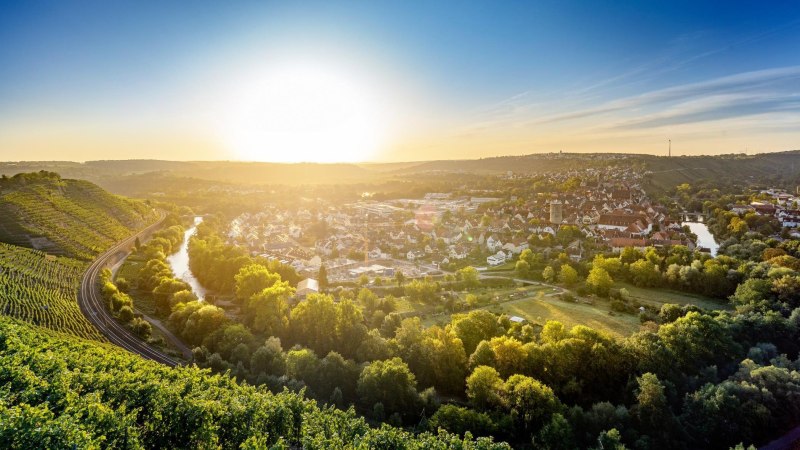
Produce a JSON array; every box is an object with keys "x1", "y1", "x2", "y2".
[{"x1": 0, "y1": 317, "x2": 509, "y2": 449}]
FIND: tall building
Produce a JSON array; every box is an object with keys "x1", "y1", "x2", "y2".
[{"x1": 550, "y1": 200, "x2": 563, "y2": 224}]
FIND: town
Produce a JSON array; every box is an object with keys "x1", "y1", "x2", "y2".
[{"x1": 226, "y1": 166, "x2": 710, "y2": 283}]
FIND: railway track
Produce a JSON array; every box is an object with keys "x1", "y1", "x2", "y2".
[{"x1": 77, "y1": 212, "x2": 181, "y2": 367}]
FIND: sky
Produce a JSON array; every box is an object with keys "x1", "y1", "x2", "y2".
[{"x1": 1, "y1": 0, "x2": 799, "y2": 163}]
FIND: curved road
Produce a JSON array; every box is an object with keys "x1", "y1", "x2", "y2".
[{"x1": 78, "y1": 212, "x2": 181, "y2": 367}]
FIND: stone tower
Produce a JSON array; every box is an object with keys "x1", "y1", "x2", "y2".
[{"x1": 550, "y1": 200, "x2": 563, "y2": 225}]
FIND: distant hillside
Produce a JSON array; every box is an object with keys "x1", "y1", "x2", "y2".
[
  {"x1": 0, "y1": 160, "x2": 382, "y2": 186},
  {"x1": 641, "y1": 152, "x2": 800, "y2": 192},
  {"x1": 0, "y1": 171, "x2": 158, "y2": 259},
  {"x1": 2, "y1": 151, "x2": 799, "y2": 191},
  {"x1": 170, "y1": 161, "x2": 379, "y2": 185},
  {"x1": 386, "y1": 151, "x2": 800, "y2": 176},
  {"x1": 0, "y1": 316, "x2": 508, "y2": 449},
  {"x1": 386, "y1": 154, "x2": 618, "y2": 174}
]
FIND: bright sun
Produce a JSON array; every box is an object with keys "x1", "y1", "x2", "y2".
[{"x1": 221, "y1": 61, "x2": 386, "y2": 163}]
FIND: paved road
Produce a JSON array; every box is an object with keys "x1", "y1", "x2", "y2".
[
  {"x1": 78, "y1": 212, "x2": 181, "y2": 367},
  {"x1": 480, "y1": 271, "x2": 567, "y2": 292}
]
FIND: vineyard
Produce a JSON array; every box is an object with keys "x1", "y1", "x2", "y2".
[
  {"x1": 0, "y1": 243, "x2": 104, "y2": 341},
  {"x1": 0, "y1": 172, "x2": 158, "y2": 259},
  {"x1": 0, "y1": 316, "x2": 508, "y2": 449}
]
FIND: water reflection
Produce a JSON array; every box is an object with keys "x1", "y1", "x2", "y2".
[
  {"x1": 166, "y1": 217, "x2": 207, "y2": 300},
  {"x1": 682, "y1": 221, "x2": 719, "y2": 256}
]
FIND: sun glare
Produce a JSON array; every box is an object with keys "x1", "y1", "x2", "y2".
[{"x1": 221, "y1": 61, "x2": 386, "y2": 163}]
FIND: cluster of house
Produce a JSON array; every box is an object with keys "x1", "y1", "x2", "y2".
[
  {"x1": 741, "y1": 189, "x2": 800, "y2": 229},
  {"x1": 224, "y1": 167, "x2": 704, "y2": 279}
]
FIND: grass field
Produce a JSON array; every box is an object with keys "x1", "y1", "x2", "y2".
[
  {"x1": 415, "y1": 284, "x2": 643, "y2": 337},
  {"x1": 615, "y1": 282, "x2": 730, "y2": 311},
  {"x1": 482, "y1": 295, "x2": 642, "y2": 337},
  {"x1": 408, "y1": 278, "x2": 730, "y2": 338}
]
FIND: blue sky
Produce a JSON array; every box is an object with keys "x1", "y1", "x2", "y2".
[{"x1": 1, "y1": 1, "x2": 799, "y2": 161}]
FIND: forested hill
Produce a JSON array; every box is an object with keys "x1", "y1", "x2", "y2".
[
  {"x1": 0, "y1": 316, "x2": 508, "y2": 449},
  {"x1": 385, "y1": 151, "x2": 800, "y2": 176},
  {"x1": 0, "y1": 171, "x2": 157, "y2": 259},
  {"x1": 2, "y1": 151, "x2": 799, "y2": 192}
]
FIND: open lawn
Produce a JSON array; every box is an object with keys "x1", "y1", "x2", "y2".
[
  {"x1": 419, "y1": 284, "x2": 642, "y2": 338},
  {"x1": 385, "y1": 279, "x2": 727, "y2": 339},
  {"x1": 615, "y1": 282, "x2": 731, "y2": 311},
  {"x1": 483, "y1": 295, "x2": 642, "y2": 338}
]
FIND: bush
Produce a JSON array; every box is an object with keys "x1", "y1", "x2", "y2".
[
  {"x1": 610, "y1": 299, "x2": 631, "y2": 313},
  {"x1": 130, "y1": 317, "x2": 152, "y2": 338},
  {"x1": 429, "y1": 404, "x2": 497, "y2": 437},
  {"x1": 560, "y1": 292, "x2": 576, "y2": 303},
  {"x1": 117, "y1": 305, "x2": 134, "y2": 323}
]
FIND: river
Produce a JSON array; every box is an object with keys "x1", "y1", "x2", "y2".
[
  {"x1": 682, "y1": 220, "x2": 719, "y2": 256},
  {"x1": 167, "y1": 216, "x2": 207, "y2": 300}
]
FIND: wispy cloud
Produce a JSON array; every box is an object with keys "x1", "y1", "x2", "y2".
[
  {"x1": 460, "y1": 65, "x2": 800, "y2": 139},
  {"x1": 609, "y1": 93, "x2": 800, "y2": 130},
  {"x1": 463, "y1": 19, "x2": 800, "y2": 141}
]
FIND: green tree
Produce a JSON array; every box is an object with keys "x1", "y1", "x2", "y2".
[
  {"x1": 395, "y1": 270, "x2": 406, "y2": 287},
  {"x1": 489, "y1": 335, "x2": 527, "y2": 377},
  {"x1": 542, "y1": 266, "x2": 556, "y2": 283},
  {"x1": 469, "y1": 340, "x2": 497, "y2": 370},
  {"x1": 334, "y1": 299, "x2": 368, "y2": 359},
  {"x1": 515, "y1": 259, "x2": 531, "y2": 278},
  {"x1": 250, "y1": 337, "x2": 285, "y2": 376},
  {"x1": 246, "y1": 281, "x2": 293, "y2": 337},
  {"x1": 449, "y1": 309, "x2": 502, "y2": 355},
  {"x1": 619, "y1": 247, "x2": 642, "y2": 264},
  {"x1": 456, "y1": 266, "x2": 481, "y2": 289},
  {"x1": 169, "y1": 289, "x2": 198, "y2": 307},
  {"x1": 537, "y1": 413, "x2": 575, "y2": 450},
  {"x1": 285, "y1": 348, "x2": 321, "y2": 387},
  {"x1": 587, "y1": 267, "x2": 613, "y2": 297},
  {"x1": 234, "y1": 264, "x2": 281, "y2": 303},
  {"x1": 429, "y1": 405, "x2": 496, "y2": 437},
  {"x1": 404, "y1": 278, "x2": 439, "y2": 303},
  {"x1": 728, "y1": 217, "x2": 750, "y2": 237},
  {"x1": 657, "y1": 312, "x2": 737, "y2": 373},
  {"x1": 290, "y1": 294, "x2": 339, "y2": 356},
  {"x1": 629, "y1": 259, "x2": 661, "y2": 287},
  {"x1": 504, "y1": 374, "x2": 562, "y2": 432},
  {"x1": 466, "y1": 365, "x2": 504, "y2": 409},
  {"x1": 357, "y1": 358, "x2": 420, "y2": 421},
  {"x1": 596, "y1": 428, "x2": 627, "y2": 450},
  {"x1": 558, "y1": 264, "x2": 579, "y2": 286},
  {"x1": 420, "y1": 326, "x2": 468, "y2": 395}
]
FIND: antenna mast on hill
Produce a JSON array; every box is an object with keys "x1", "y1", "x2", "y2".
[{"x1": 668, "y1": 139, "x2": 671, "y2": 157}]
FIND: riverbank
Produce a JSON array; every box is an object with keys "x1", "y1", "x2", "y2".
[{"x1": 166, "y1": 216, "x2": 207, "y2": 300}]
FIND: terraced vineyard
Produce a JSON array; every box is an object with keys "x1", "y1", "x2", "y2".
[
  {"x1": 0, "y1": 171, "x2": 158, "y2": 259},
  {"x1": 0, "y1": 242, "x2": 104, "y2": 340}
]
